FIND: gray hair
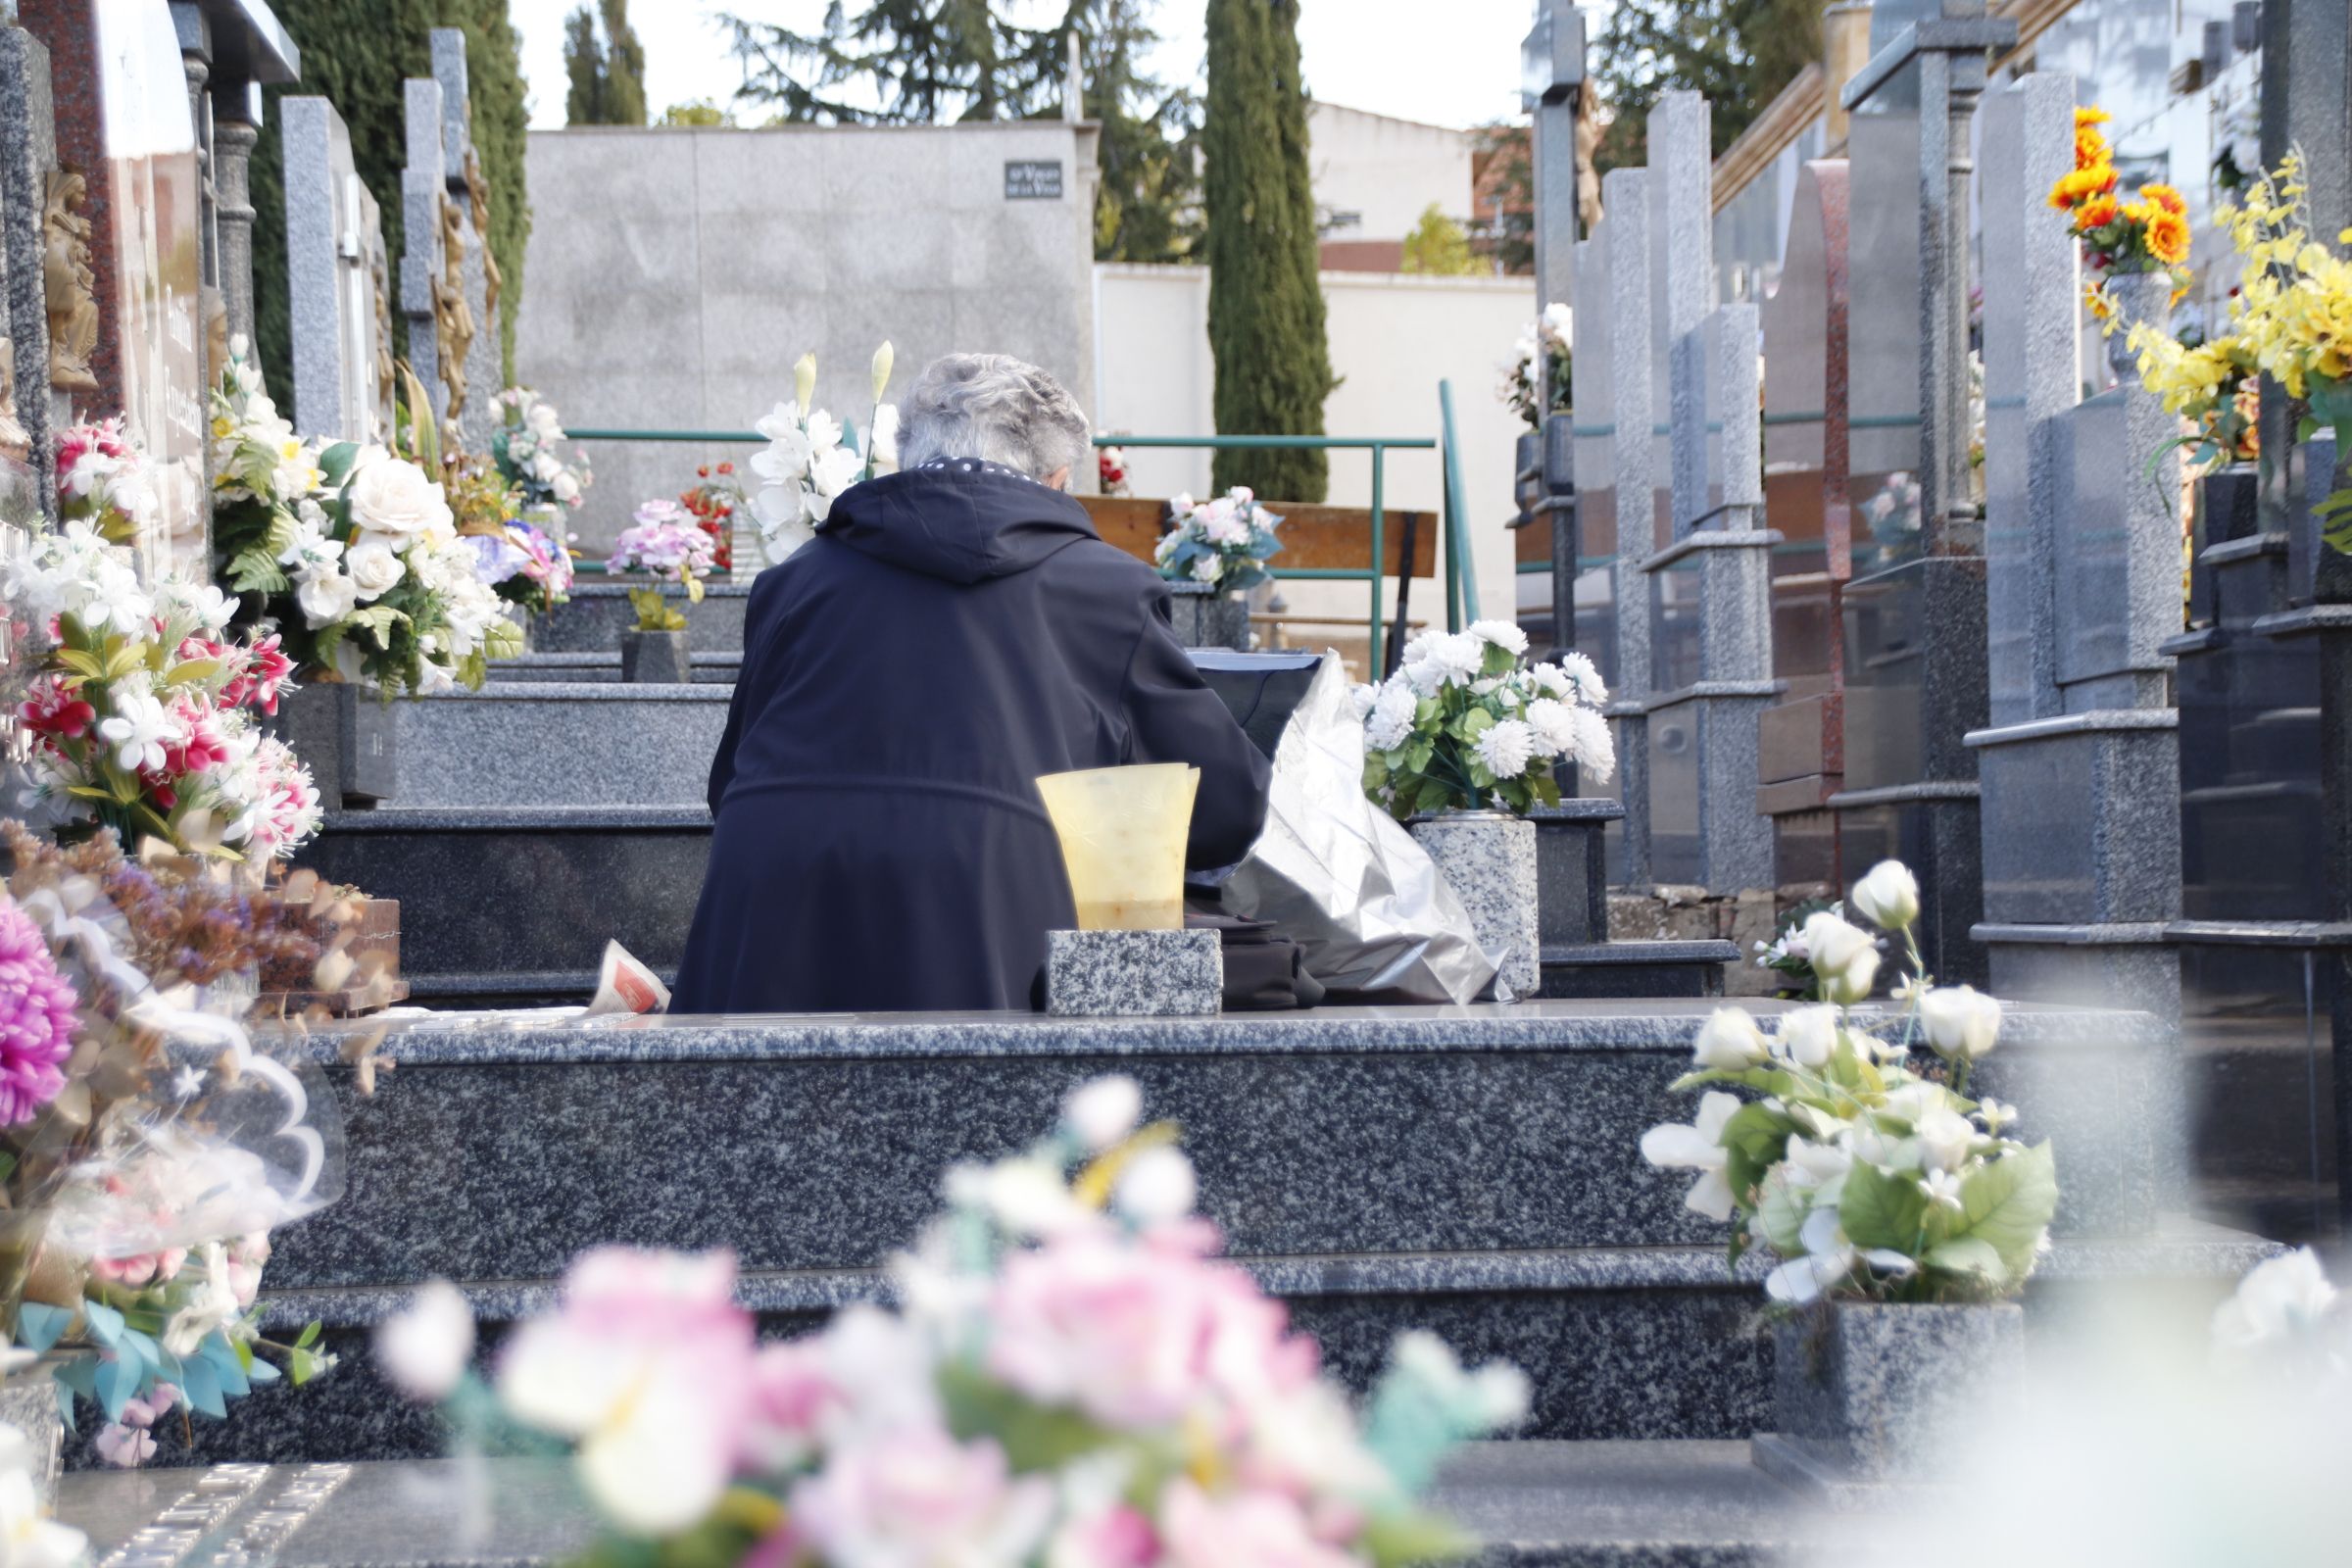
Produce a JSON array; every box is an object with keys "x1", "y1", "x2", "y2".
[{"x1": 897, "y1": 354, "x2": 1092, "y2": 483}]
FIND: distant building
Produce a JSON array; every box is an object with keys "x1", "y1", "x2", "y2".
[{"x1": 1307, "y1": 101, "x2": 1476, "y2": 271}]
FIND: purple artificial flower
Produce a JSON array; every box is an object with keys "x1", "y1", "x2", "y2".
[
  {"x1": 0, "y1": 895, "x2": 74, "y2": 1125},
  {"x1": 465, "y1": 531, "x2": 532, "y2": 587}
]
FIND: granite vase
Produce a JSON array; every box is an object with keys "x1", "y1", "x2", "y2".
[
  {"x1": 2104, "y1": 270, "x2": 2174, "y2": 379},
  {"x1": 271, "y1": 681, "x2": 398, "y2": 808},
  {"x1": 1757, "y1": 1299, "x2": 2025, "y2": 1498},
  {"x1": 0, "y1": 1374, "x2": 61, "y2": 1508},
  {"x1": 1166, "y1": 580, "x2": 1250, "y2": 651},
  {"x1": 1409, "y1": 809, "x2": 1539, "y2": 998},
  {"x1": 618, "y1": 628, "x2": 692, "y2": 684},
  {"x1": 1513, "y1": 431, "x2": 1544, "y2": 518}
]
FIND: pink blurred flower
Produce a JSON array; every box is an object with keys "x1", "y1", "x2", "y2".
[
  {"x1": 1158, "y1": 1479, "x2": 1359, "y2": 1568},
  {"x1": 498, "y1": 1248, "x2": 755, "y2": 1537},
  {"x1": 162, "y1": 699, "x2": 229, "y2": 776},
  {"x1": 1049, "y1": 1501, "x2": 1160, "y2": 1568},
  {"x1": 88, "y1": 1247, "x2": 188, "y2": 1289},
  {"x1": 93, "y1": 1422, "x2": 154, "y2": 1467},
  {"x1": 0, "y1": 895, "x2": 75, "y2": 1125},
  {"x1": 743, "y1": 1338, "x2": 847, "y2": 1472},
  {"x1": 225, "y1": 1233, "x2": 270, "y2": 1307},
  {"x1": 790, "y1": 1425, "x2": 1054, "y2": 1568}
]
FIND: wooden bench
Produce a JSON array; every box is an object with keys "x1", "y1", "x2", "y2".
[{"x1": 1080, "y1": 497, "x2": 1440, "y2": 576}]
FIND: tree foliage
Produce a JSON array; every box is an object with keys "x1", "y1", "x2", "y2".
[
  {"x1": 564, "y1": 0, "x2": 648, "y2": 125},
  {"x1": 1400, "y1": 203, "x2": 1482, "y2": 276},
  {"x1": 720, "y1": 0, "x2": 1200, "y2": 264},
  {"x1": 659, "y1": 99, "x2": 737, "y2": 127},
  {"x1": 251, "y1": 0, "x2": 533, "y2": 397},
  {"x1": 1591, "y1": 0, "x2": 1820, "y2": 172},
  {"x1": 1202, "y1": 0, "x2": 1332, "y2": 502}
]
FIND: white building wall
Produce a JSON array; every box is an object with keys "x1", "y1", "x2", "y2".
[
  {"x1": 1095, "y1": 264, "x2": 1535, "y2": 640},
  {"x1": 1307, "y1": 102, "x2": 1478, "y2": 241}
]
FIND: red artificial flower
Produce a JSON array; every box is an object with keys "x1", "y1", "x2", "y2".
[
  {"x1": 19, "y1": 679, "x2": 93, "y2": 740},
  {"x1": 223, "y1": 634, "x2": 293, "y2": 715}
]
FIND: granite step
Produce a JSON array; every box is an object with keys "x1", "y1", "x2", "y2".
[
  {"x1": 489, "y1": 651, "x2": 742, "y2": 684},
  {"x1": 378, "y1": 684, "x2": 731, "y2": 808},
  {"x1": 532, "y1": 582, "x2": 753, "y2": 654}
]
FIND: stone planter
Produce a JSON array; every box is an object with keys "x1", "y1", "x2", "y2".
[
  {"x1": 1408, "y1": 809, "x2": 1539, "y2": 998},
  {"x1": 0, "y1": 1373, "x2": 62, "y2": 1507},
  {"x1": 618, "y1": 628, "x2": 692, "y2": 684},
  {"x1": 1167, "y1": 581, "x2": 1250, "y2": 651},
  {"x1": 1513, "y1": 430, "x2": 1544, "y2": 518},
  {"x1": 271, "y1": 681, "x2": 398, "y2": 808},
  {"x1": 1753, "y1": 1300, "x2": 2025, "y2": 1503},
  {"x1": 2104, "y1": 270, "x2": 2173, "y2": 379},
  {"x1": 1527, "y1": 799, "x2": 1624, "y2": 948}
]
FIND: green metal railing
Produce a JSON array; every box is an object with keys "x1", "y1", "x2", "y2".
[{"x1": 568, "y1": 380, "x2": 1479, "y2": 677}]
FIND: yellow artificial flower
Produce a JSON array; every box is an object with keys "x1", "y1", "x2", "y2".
[
  {"x1": 2146, "y1": 212, "x2": 2190, "y2": 267},
  {"x1": 2141, "y1": 182, "x2": 2187, "y2": 218}
]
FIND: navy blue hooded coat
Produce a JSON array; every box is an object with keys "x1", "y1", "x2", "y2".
[{"x1": 670, "y1": 458, "x2": 1274, "y2": 1013}]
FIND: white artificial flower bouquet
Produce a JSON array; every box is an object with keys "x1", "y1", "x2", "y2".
[
  {"x1": 1355, "y1": 620, "x2": 1613, "y2": 819},
  {"x1": 1152, "y1": 486, "x2": 1284, "y2": 590},
  {"x1": 372, "y1": 1076, "x2": 1529, "y2": 1565},
  {"x1": 1497, "y1": 302, "x2": 1573, "y2": 430},
  {"x1": 1642, "y1": 859, "x2": 2058, "y2": 1306},
  {"x1": 211, "y1": 341, "x2": 520, "y2": 696},
  {"x1": 750, "y1": 345, "x2": 897, "y2": 565},
  {"x1": 490, "y1": 386, "x2": 593, "y2": 512}
]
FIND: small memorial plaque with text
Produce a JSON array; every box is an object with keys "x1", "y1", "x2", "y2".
[{"x1": 1004, "y1": 160, "x2": 1064, "y2": 200}]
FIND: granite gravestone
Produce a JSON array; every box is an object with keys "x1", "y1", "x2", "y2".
[
  {"x1": 281, "y1": 96, "x2": 387, "y2": 442},
  {"x1": 430, "y1": 27, "x2": 501, "y2": 455},
  {"x1": 397, "y1": 75, "x2": 450, "y2": 436},
  {"x1": 1599, "y1": 165, "x2": 1653, "y2": 890},
  {"x1": 1754, "y1": 161, "x2": 1853, "y2": 887},
  {"x1": 1637, "y1": 90, "x2": 1776, "y2": 896},
  {"x1": 21, "y1": 0, "x2": 209, "y2": 577},
  {"x1": 0, "y1": 24, "x2": 54, "y2": 514}
]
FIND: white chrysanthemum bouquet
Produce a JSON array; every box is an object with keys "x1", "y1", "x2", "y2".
[
  {"x1": 1497, "y1": 302, "x2": 1572, "y2": 430},
  {"x1": 1642, "y1": 860, "x2": 2058, "y2": 1307},
  {"x1": 1355, "y1": 620, "x2": 1613, "y2": 819},
  {"x1": 373, "y1": 1076, "x2": 1529, "y2": 1565},
  {"x1": 1152, "y1": 487, "x2": 1283, "y2": 589},
  {"x1": 750, "y1": 345, "x2": 897, "y2": 565}
]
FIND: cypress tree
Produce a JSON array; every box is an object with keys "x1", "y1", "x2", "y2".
[
  {"x1": 564, "y1": 7, "x2": 605, "y2": 124},
  {"x1": 600, "y1": 0, "x2": 649, "y2": 125},
  {"x1": 250, "y1": 1, "x2": 532, "y2": 396},
  {"x1": 1202, "y1": 0, "x2": 1332, "y2": 502},
  {"x1": 564, "y1": 0, "x2": 648, "y2": 126}
]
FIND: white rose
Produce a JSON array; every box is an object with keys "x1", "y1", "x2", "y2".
[
  {"x1": 551, "y1": 470, "x2": 582, "y2": 505},
  {"x1": 1918, "y1": 984, "x2": 2002, "y2": 1064},
  {"x1": 346, "y1": 454, "x2": 455, "y2": 541},
  {"x1": 1850, "y1": 859, "x2": 1921, "y2": 931},
  {"x1": 1801, "y1": 911, "x2": 1880, "y2": 1004},
  {"x1": 344, "y1": 532, "x2": 407, "y2": 600},
  {"x1": 294, "y1": 565, "x2": 358, "y2": 627},
  {"x1": 375, "y1": 1280, "x2": 475, "y2": 1402},
  {"x1": 1691, "y1": 1007, "x2": 1768, "y2": 1071},
  {"x1": 1777, "y1": 1004, "x2": 1840, "y2": 1068},
  {"x1": 1913, "y1": 1106, "x2": 1977, "y2": 1174}
]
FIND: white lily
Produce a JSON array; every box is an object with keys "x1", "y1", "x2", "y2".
[
  {"x1": 1764, "y1": 1207, "x2": 1918, "y2": 1305},
  {"x1": 1640, "y1": 1092, "x2": 1740, "y2": 1221}
]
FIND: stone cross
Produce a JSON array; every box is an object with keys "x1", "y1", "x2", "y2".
[
  {"x1": 399, "y1": 74, "x2": 449, "y2": 431},
  {"x1": 282, "y1": 97, "x2": 386, "y2": 442},
  {"x1": 431, "y1": 27, "x2": 503, "y2": 454}
]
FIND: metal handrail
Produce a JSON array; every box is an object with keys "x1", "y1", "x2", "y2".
[{"x1": 1437, "y1": 379, "x2": 1481, "y2": 628}]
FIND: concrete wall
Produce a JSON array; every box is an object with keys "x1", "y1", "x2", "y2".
[
  {"x1": 517, "y1": 122, "x2": 1100, "y2": 552},
  {"x1": 1308, "y1": 102, "x2": 1476, "y2": 245},
  {"x1": 1095, "y1": 263, "x2": 1535, "y2": 639}
]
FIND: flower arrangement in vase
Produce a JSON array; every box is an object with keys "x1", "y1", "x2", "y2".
[
  {"x1": 750, "y1": 345, "x2": 897, "y2": 564},
  {"x1": 2, "y1": 521, "x2": 318, "y2": 862},
  {"x1": 446, "y1": 452, "x2": 574, "y2": 621},
  {"x1": 1153, "y1": 486, "x2": 1284, "y2": 591},
  {"x1": 211, "y1": 342, "x2": 520, "y2": 695},
  {"x1": 489, "y1": 386, "x2": 592, "y2": 514},
  {"x1": 53, "y1": 418, "x2": 158, "y2": 548},
  {"x1": 1497, "y1": 303, "x2": 1573, "y2": 430},
  {"x1": 374, "y1": 1075, "x2": 1528, "y2": 1562},
  {"x1": 2128, "y1": 150, "x2": 2352, "y2": 548},
  {"x1": 1098, "y1": 442, "x2": 1133, "y2": 497},
  {"x1": 607, "y1": 502, "x2": 717, "y2": 683},
  {"x1": 679, "y1": 461, "x2": 749, "y2": 576},
  {"x1": 2047, "y1": 107, "x2": 2192, "y2": 298},
  {"x1": 0, "y1": 820, "x2": 361, "y2": 1476},
  {"x1": 1642, "y1": 860, "x2": 2055, "y2": 1306},
  {"x1": 1356, "y1": 621, "x2": 1614, "y2": 820}
]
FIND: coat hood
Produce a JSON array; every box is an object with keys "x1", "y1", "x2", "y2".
[{"x1": 816, "y1": 460, "x2": 1101, "y2": 586}]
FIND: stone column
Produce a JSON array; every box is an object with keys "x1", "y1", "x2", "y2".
[
  {"x1": 170, "y1": 3, "x2": 217, "y2": 298},
  {"x1": 1601, "y1": 165, "x2": 1653, "y2": 890},
  {"x1": 1522, "y1": 0, "x2": 1587, "y2": 664},
  {"x1": 399, "y1": 75, "x2": 447, "y2": 429},
  {"x1": 0, "y1": 26, "x2": 57, "y2": 514},
  {"x1": 212, "y1": 100, "x2": 260, "y2": 347}
]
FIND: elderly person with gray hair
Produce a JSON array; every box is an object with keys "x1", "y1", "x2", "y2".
[{"x1": 672, "y1": 354, "x2": 1272, "y2": 1012}]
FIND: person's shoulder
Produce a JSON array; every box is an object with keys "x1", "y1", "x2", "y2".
[{"x1": 1044, "y1": 535, "x2": 1166, "y2": 602}]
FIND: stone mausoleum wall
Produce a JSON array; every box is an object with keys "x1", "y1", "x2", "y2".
[{"x1": 516, "y1": 120, "x2": 1101, "y2": 554}]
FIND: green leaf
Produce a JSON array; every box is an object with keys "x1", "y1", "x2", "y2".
[
  {"x1": 1457, "y1": 706, "x2": 1494, "y2": 740},
  {"x1": 1948, "y1": 1141, "x2": 2059, "y2": 1280},
  {"x1": 287, "y1": 1347, "x2": 319, "y2": 1387},
  {"x1": 1359, "y1": 1507, "x2": 1478, "y2": 1568},
  {"x1": 1755, "y1": 1165, "x2": 1811, "y2": 1253},
  {"x1": 1718, "y1": 1102, "x2": 1795, "y2": 1166},
  {"x1": 318, "y1": 442, "x2": 361, "y2": 486},
  {"x1": 938, "y1": 1357, "x2": 1114, "y2": 1473},
  {"x1": 1838, "y1": 1160, "x2": 1929, "y2": 1252},
  {"x1": 294, "y1": 1320, "x2": 321, "y2": 1350},
  {"x1": 1923, "y1": 1236, "x2": 2004, "y2": 1281}
]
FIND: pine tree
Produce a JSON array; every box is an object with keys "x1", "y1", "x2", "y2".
[
  {"x1": 1400, "y1": 204, "x2": 1481, "y2": 276},
  {"x1": 1202, "y1": 0, "x2": 1332, "y2": 501},
  {"x1": 723, "y1": 0, "x2": 1200, "y2": 265},
  {"x1": 564, "y1": 0, "x2": 648, "y2": 125},
  {"x1": 249, "y1": 1, "x2": 533, "y2": 403},
  {"x1": 1592, "y1": 0, "x2": 1821, "y2": 172}
]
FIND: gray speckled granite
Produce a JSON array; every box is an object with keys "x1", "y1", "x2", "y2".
[
  {"x1": 1530, "y1": 803, "x2": 1620, "y2": 946},
  {"x1": 533, "y1": 584, "x2": 752, "y2": 654},
  {"x1": 1166, "y1": 582, "x2": 1251, "y2": 650},
  {"x1": 616, "y1": 628, "x2": 692, "y2": 684},
  {"x1": 1044, "y1": 928, "x2": 1221, "y2": 1015},
  {"x1": 1413, "y1": 813, "x2": 1542, "y2": 997},
  {"x1": 381, "y1": 685, "x2": 730, "y2": 808},
  {"x1": 1763, "y1": 1302, "x2": 2023, "y2": 1489},
  {"x1": 490, "y1": 651, "x2": 742, "y2": 684}
]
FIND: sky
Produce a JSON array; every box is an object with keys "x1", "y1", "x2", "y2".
[{"x1": 507, "y1": 0, "x2": 1544, "y2": 132}]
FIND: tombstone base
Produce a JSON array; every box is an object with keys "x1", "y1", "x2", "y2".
[
  {"x1": 272, "y1": 682, "x2": 398, "y2": 808},
  {"x1": 1967, "y1": 710, "x2": 2180, "y2": 927},
  {"x1": 1043, "y1": 928, "x2": 1221, "y2": 1016},
  {"x1": 1643, "y1": 686, "x2": 1779, "y2": 895},
  {"x1": 1827, "y1": 785, "x2": 1985, "y2": 987},
  {"x1": 1528, "y1": 799, "x2": 1622, "y2": 946},
  {"x1": 1166, "y1": 582, "x2": 1250, "y2": 651}
]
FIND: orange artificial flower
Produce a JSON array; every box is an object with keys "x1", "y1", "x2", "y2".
[
  {"x1": 2140, "y1": 182, "x2": 2187, "y2": 218},
  {"x1": 2049, "y1": 165, "x2": 2119, "y2": 211},
  {"x1": 2079, "y1": 196, "x2": 2120, "y2": 230},
  {"x1": 2075, "y1": 105, "x2": 2111, "y2": 127},
  {"x1": 2146, "y1": 211, "x2": 2191, "y2": 267}
]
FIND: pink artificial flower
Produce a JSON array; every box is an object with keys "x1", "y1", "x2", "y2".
[
  {"x1": 1157, "y1": 1479, "x2": 1360, "y2": 1568},
  {"x1": 93, "y1": 1421, "x2": 155, "y2": 1467},
  {"x1": 88, "y1": 1248, "x2": 187, "y2": 1289},
  {"x1": 743, "y1": 1338, "x2": 848, "y2": 1472},
  {"x1": 162, "y1": 699, "x2": 230, "y2": 776},
  {"x1": 224, "y1": 634, "x2": 293, "y2": 715},
  {"x1": 19, "y1": 678, "x2": 95, "y2": 742},
  {"x1": 790, "y1": 1426, "x2": 1054, "y2": 1568},
  {"x1": 497, "y1": 1248, "x2": 757, "y2": 1537},
  {"x1": 226, "y1": 1233, "x2": 270, "y2": 1308},
  {"x1": 1049, "y1": 1502, "x2": 1161, "y2": 1568},
  {"x1": 0, "y1": 894, "x2": 75, "y2": 1125}
]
